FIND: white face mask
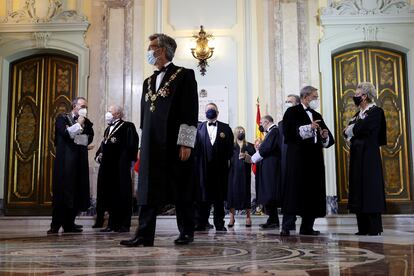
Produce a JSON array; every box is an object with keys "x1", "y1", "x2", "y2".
[
  {"x1": 78, "y1": 108, "x2": 87, "y2": 117},
  {"x1": 105, "y1": 112, "x2": 114, "y2": 125},
  {"x1": 146, "y1": 50, "x2": 157, "y2": 65},
  {"x1": 309, "y1": 99, "x2": 319, "y2": 110}
]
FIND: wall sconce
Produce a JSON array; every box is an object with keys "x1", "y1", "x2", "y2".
[{"x1": 191, "y1": 25, "x2": 214, "y2": 76}]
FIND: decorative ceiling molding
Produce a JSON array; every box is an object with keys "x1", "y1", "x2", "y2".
[
  {"x1": 322, "y1": 0, "x2": 409, "y2": 16},
  {"x1": 0, "y1": 0, "x2": 88, "y2": 25}
]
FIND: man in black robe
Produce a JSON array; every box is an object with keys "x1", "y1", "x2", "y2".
[
  {"x1": 250, "y1": 115, "x2": 281, "y2": 229},
  {"x1": 95, "y1": 105, "x2": 138, "y2": 233},
  {"x1": 195, "y1": 103, "x2": 233, "y2": 232},
  {"x1": 48, "y1": 97, "x2": 94, "y2": 234},
  {"x1": 282, "y1": 86, "x2": 334, "y2": 236},
  {"x1": 344, "y1": 82, "x2": 387, "y2": 236},
  {"x1": 279, "y1": 94, "x2": 300, "y2": 236},
  {"x1": 120, "y1": 33, "x2": 198, "y2": 247}
]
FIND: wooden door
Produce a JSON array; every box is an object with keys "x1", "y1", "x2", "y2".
[
  {"x1": 333, "y1": 47, "x2": 412, "y2": 213},
  {"x1": 5, "y1": 55, "x2": 78, "y2": 215}
]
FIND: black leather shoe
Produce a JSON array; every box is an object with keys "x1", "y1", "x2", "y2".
[
  {"x1": 174, "y1": 234, "x2": 194, "y2": 245},
  {"x1": 280, "y1": 229, "x2": 290, "y2": 236},
  {"x1": 116, "y1": 227, "x2": 130, "y2": 233},
  {"x1": 368, "y1": 232, "x2": 381, "y2": 236},
  {"x1": 100, "y1": 227, "x2": 115, "y2": 233},
  {"x1": 355, "y1": 231, "x2": 368, "y2": 235},
  {"x1": 299, "y1": 229, "x2": 320, "y2": 235},
  {"x1": 63, "y1": 227, "x2": 83, "y2": 233},
  {"x1": 47, "y1": 228, "x2": 59, "y2": 234},
  {"x1": 215, "y1": 226, "x2": 227, "y2": 232},
  {"x1": 120, "y1": 237, "x2": 154, "y2": 247},
  {"x1": 207, "y1": 223, "x2": 214, "y2": 229},
  {"x1": 259, "y1": 222, "x2": 279, "y2": 229},
  {"x1": 74, "y1": 224, "x2": 83, "y2": 229}
]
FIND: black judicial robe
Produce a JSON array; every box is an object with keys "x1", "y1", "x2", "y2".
[
  {"x1": 256, "y1": 125, "x2": 282, "y2": 205},
  {"x1": 347, "y1": 105, "x2": 387, "y2": 214},
  {"x1": 196, "y1": 121, "x2": 234, "y2": 202},
  {"x1": 282, "y1": 105, "x2": 334, "y2": 217},
  {"x1": 227, "y1": 142, "x2": 255, "y2": 210},
  {"x1": 277, "y1": 121, "x2": 288, "y2": 197},
  {"x1": 138, "y1": 64, "x2": 198, "y2": 205},
  {"x1": 53, "y1": 113, "x2": 94, "y2": 211},
  {"x1": 95, "y1": 120, "x2": 138, "y2": 222}
]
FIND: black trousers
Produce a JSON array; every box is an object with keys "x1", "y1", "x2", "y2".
[
  {"x1": 281, "y1": 214, "x2": 297, "y2": 231},
  {"x1": 197, "y1": 201, "x2": 225, "y2": 228},
  {"x1": 136, "y1": 203, "x2": 194, "y2": 242},
  {"x1": 356, "y1": 213, "x2": 383, "y2": 234},
  {"x1": 264, "y1": 203, "x2": 280, "y2": 225},
  {"x1": 299, "y1": 216, "x2": 316, "y2": 232},
  {"x1": 51, "y1": 205, "x2": 78, "y2": 230},
  {"x1": 108, "y1": 196, "x2": 132, "y2": 230}
]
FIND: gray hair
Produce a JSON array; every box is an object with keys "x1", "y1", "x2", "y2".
[
  {"x1": 111, "y1": 105, "x2": 124, "y2": 119},
  {"x1": 356, "y1": 82, "x2": 376, "y2": 103},
  {"x1": 206, "y1": 102, "x2": 218, "y2": 111},
  {"x1": 300, "y1": 86, "x2": 318, "y2": 99},
  {"x1": 149, "y1": 33, "x2": 177, "y2": 61},
  {"x1": 262, "y1": 115, "x2": 274, "y2": 123},
  {"x1": 287, "y1": 94, "x2": 300, "y2": 105},
  {"x1": 71, "y1": 97, "x2": 86, "y2": 108}
]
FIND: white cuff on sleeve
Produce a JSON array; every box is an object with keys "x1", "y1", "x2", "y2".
[
  {"x1": 67, "y1": 123, "x2": 83, "y2": 139},
  {"x1": 251, "y1": 151, "x2": 263, "y2": 163},
  {"x1": 177, "y1": 124, "x2": 197, "y2": 148},
  {"x1": 345, "y1": 124, "x2": 355, "y2": 140},
  {"x1": 299, "y1": 124, "x2": 315, "y2": 140}
]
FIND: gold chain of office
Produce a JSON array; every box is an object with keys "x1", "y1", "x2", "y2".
[{"x1": 145, "y1": 67, "x2": 183, "y2": 112}]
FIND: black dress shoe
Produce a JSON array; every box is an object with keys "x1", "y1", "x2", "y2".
[
  {"x1": 47, "y1": 228, "x2": 59, "y2": 234},
  {"x1": 355, "y1": 231, "x2": 368, "y2": 235},
  {"x1": 215, "y1": 226, "x2": 227, "y2": 232},
  {"x1": 120, "y1": 237, "x2": 154, "y2": 247},
  {"x1": 207, "y1": 223, "x2": 214, "y2": 229},
  {"x1": 280, "y1": 229, "x2": 290, "y2": 236},
  {"x1": 100, "y1": 227, "x2": 115, "y2": 233},
  {"x1": 74, "y1": 224, "x2": 83, "y2": 229},
  {"x1": 299, "y1": 229, "x2": 320, "y2": 235},
  {"x1": 368, "y1": 232, "x2": 381, "y2": 236},
  {"x1": 63, "y1": 227, "x2": 83, "y2": 233},
  {"x1": 259, "y1": 222, "x2": 279, "y2": 229},
  {"x1": 116, "y1": 227, "x2": 130, "y2": 233},
  {"x1": 174, "y1": 234, "x2": 194, "y2": 245}
]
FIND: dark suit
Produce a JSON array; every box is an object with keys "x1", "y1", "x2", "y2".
[
  {"x1": 195, "y1": 121, "x2": 233, "y2": 229},
  {"x1": 282, "y1": 104, "x2": 334, "y2": 232},
  {"x1": 346, "y1": 105, "x2": 387, "y2": 234},
  {"x1": 135, "y1": 63, "x2": 198, "y2": 242},
  {"x1": 51, "y1": 113, "x2": 94, "y2": 231},
  {"x1": 95, "y1": 120, "x2": 138, "y2": 231}
]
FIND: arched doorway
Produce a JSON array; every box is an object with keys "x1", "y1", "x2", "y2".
[
  {"x1": 333, "y1": 47, "x2": 412, "y2": 213},
  {"x1": 5, "y1": 54, "x2": 78, "y2": 215}
]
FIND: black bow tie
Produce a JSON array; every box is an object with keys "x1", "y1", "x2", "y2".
[
  {"x1": 305, "y1": 107, "x2": 312, "y2": 112},
  {"x1": 208, "y1": 122, "x2": 217, "y2": 126},
  {"x1": 73, "y1": 115, "x2": 79, "y2": 121},
  {"x1": 153, "y1": 66, "x2": 168, "y2": 76}
]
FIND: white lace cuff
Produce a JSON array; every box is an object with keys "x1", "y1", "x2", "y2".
[
  {"x1": 67, "y1": 123, "x2": 83, "y2": 139},
  {"x1": 251, "y1": 151, "x2": 263, "y2": 163},
  {"x1": 299, "y1": 124, "x2": 315, "y2": 140},
  {"x1": 177, "y1": 124, "x2": 197, "y2": 148},
  {"x1": 344, "y1": 124, "x2": 355, "y2": 141}
]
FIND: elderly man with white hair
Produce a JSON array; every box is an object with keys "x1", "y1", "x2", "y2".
[
  {"x1": 344, "y1": 82, "x2": 387, "y2": 236},
  {"x1": 95, "y1": 104, "x2": 139, "y2": 233}
]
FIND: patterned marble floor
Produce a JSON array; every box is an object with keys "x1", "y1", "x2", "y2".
[{"x1": 0, "y1": 215, "x2": 413, "y2": 275}]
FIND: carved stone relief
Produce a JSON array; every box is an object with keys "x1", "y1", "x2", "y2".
[{"x1": 322, "y1": 0, "x2": 409, "y2": 16}]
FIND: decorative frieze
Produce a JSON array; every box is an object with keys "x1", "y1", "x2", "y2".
[{"x1": 322, "y1": 0, "x2": 409, "y2": 16}]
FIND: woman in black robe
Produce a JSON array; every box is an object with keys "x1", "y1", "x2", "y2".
[
  {"x1": 344, "y1": 82, "x2": 387, "y2": 236},
  {"x1": 227, "y1": 126, "x2": 255, "y2": 227}
]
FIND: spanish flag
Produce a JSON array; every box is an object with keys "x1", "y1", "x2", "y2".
[{"x1": 252, "y1": 98, "x2": 263, "y2": 175}]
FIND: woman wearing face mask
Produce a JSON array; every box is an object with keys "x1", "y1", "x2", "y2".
[
  {"x1": 344, "y1": 82, "x2": 387, "y2": 236},
  {"x1": 227, "y1": 126, "x2": 256, "y2": 227}
]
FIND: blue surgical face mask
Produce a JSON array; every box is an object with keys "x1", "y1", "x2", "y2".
[
  {"x1": 206, "y1": 109, "x2": 218, "y2": 120},
  {"x1": 146, "y1": 50, "x2": 157, "y2": 65}
]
